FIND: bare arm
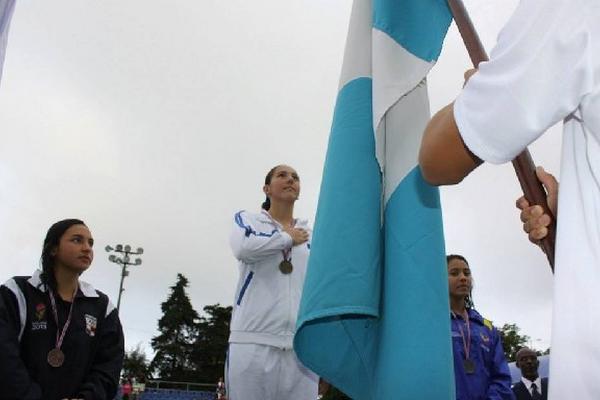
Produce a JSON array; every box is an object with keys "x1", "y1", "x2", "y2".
[
  {"x1": 419, "y1": 69, "x2": 483, "y2": 185},
  {"x1": 418, "y1": 102, "x2": 482, "y2": 185}
]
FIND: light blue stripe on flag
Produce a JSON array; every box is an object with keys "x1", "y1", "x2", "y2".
[
  {"x1": 0, "y1": 0, "x2": 16, "y2": 85},
  {"x1": 373, "y1": 0, "x2": 453, "y2": 62},
  {"x1": 295, "y1": 77, "x2": 381, "y2": 399},
  {"x1": 294, "y1": 0, "x2": 455, "y2": 398},
  {"x1": 379, "y1": 167, "x2": 453, "y2": 397}
]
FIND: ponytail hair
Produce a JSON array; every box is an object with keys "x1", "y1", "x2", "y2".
[
  {"x1": 261, "y1": 197, "x2": 271, "y2": 211},
  {"x1": 261, "y1": 165, "x2": 281, "y2": 211}
]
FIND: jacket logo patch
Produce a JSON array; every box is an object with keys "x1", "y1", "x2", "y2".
[
  {"x1": 35, "y1": 303, "x2": 46, "y2": 320},
  {"x1": 85, "y1": 314, "x2": 97, "y2": 337},
  {"x1": 480, "y1": 332, "x2": 490, "y2": 343},
  {"x1": 31, "y1": 303, "x2": 47, "y2": 331}
]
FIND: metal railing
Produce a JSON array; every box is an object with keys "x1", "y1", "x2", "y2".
[{"x1": 146, "y1": 380, "x2": 216, "y2": 392}]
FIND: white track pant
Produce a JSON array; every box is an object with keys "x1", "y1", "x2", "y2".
[{"x1": 226, "y1": 343, "x2": 318, "y2": 400}]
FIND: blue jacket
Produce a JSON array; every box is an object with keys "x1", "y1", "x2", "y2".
[{"x1": 451, "y1": 309, "x2": 514, "y2": 400}]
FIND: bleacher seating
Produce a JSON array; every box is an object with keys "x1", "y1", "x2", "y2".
[{"x1": 140, "y1": 388, "x2": 215, "y2": 400}]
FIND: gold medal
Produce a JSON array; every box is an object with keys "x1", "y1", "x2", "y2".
[
  {"x1": 47, "y1": 348, "x2": 65, "y2": 368},
  {"x1": 279, "y1": 260, "x2": 293, "y2": 274}
]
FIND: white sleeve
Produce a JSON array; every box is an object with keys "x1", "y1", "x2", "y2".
[
  {"x1": 229, "y1": 211, "x2": 293, "y2": 264},
  {"x1": 454, "y1": 0, "x2": 594, "y2": 164}
]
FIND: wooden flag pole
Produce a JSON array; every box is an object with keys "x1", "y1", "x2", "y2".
[{"x1": 447, "y1": 0, "x2": 556, "y2": 272}]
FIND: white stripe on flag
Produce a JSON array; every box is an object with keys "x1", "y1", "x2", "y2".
[
  {"x1": 382, "y1": 81, "x2": 431, "y2": 204},
  {"x1": 339, "y1": 0, "x2": 372, "y2": 90},
  {"x1": 372, "y1": 27, "x2": 434, "y2": 133},
  {"x1": 0, "y1": 0, "x2": 16, "y2": 84}
]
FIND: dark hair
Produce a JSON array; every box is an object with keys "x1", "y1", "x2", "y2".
[
  {"x1": 40, "y1": 219, "x2": 86, "y2": 289},
  {"x1": 515, "y1": 347, "x2": 537, "y2": 362},
  {"x1": 446, "y1": 253, "x2": 474, "y2": 309},
  {"x1": 446, "y1": 254, "x2": 468, "y2": 265},
  {"x1": 261, "y1": 165, "x2": 282, "y2": 211}
]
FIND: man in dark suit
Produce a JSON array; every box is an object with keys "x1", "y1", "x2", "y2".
[{"x1": 512, "y1": 347, "x2": 548, "y2": 400}]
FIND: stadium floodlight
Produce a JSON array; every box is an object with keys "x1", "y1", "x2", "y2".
[{"x1": 106, "y1": 242, "x2": 145, "y2": 313}]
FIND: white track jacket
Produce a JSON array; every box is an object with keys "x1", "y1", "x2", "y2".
[{"x1": 228, "y1": 210, "x2": 311, "y2": 349}]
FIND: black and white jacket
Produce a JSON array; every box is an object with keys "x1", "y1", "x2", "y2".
[{"x1": 0, "y1": 270, "x2": 124, "y2": 400}]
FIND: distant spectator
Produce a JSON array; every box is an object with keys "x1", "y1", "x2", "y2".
[
  {"x1": 132, "y1": 375, "x2": 145, "y2": 399},
  {"x1": 122, "y1": 379, "x2": 132, "y2": 400},
  {"x1": 512, "y1": 347, "x2": 548, "y2": 400},
  {"x1": 216, "y1": 376, "x2": 226, "y2": 399}
]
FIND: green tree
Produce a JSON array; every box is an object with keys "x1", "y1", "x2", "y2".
[
  {"x1": 150, "y1": 273, "x2": 199, "y2": 381},
  {"x1": 542, "y1": 347, "x2": 551, "y2": 355},
  {"x1": 191, "y1": 304, "x2": 232, "y2": 383},
  {"x1": 122, "y1": 344, "x2": 149, "y2": 381},
  {"x1": 499, "y1": 323, "x2": 529, "y2": 362}
]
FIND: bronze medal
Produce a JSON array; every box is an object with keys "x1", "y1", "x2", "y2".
[
  {"x1": 279, "y1": 260, "x2": 293, "y2": 274},
  {"x1": 47, "y1": 348, "x2": 65, "y2": 368},
  {"x1": 47, "y1": 286, "x2": 77, "y2": 369},
  {"x1": 463, "y1": 358, "x2": 476, "y2": 374}
]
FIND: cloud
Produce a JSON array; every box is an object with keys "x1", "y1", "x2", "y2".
[{"x1": 1, "y1": 0, "x2": 554, "y2": 355}]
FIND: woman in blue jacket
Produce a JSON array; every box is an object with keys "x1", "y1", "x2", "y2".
[{"x1": 447, "y1": 254, "x2": 514, "y2": 400}]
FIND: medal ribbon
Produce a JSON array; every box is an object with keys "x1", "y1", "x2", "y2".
[
  {"x1": 456, "y1": 311, "x2": 471, "y2": 361},
  {"x1": 281, "y1": 247, "x2": 292, "y2": 262},
  {"x1": 48, "y1": 285, "x2": 78, "y2": 351},
  {"x1": 277, "y1": 216, "x2": 295, "y2": 263}
]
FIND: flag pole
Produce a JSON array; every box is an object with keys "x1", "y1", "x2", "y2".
[{"x1": 447, "y1": 0, "x2": 556, "y2": 272}]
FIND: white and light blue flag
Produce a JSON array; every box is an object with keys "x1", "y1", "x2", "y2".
[
  {"x1": 0, "y1": 0, "x2": 16, "y2": 84},
  {"x1": 294, "y1": 0, "x2": 455, "y2": 398}
]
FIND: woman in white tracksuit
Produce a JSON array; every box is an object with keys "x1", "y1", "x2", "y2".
[{"x1": 226, "y1": 164, "x2": 318, "y2": 400}]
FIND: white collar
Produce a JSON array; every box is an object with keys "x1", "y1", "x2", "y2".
[
  {"x1": 258, "y1": 209, "x2": 308, "y2": 228},
  {"x1": 521, "y1": 376, "x2": 542, "y2": 393},
  {"x1": 28, "y1": 269, "x2": 99, "y2": 298}
]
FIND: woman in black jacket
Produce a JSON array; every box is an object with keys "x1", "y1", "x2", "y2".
[{"x1": 0, "y1": 219, "x2": 124, "y2": 400}]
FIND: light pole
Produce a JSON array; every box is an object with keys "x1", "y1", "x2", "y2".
[{"x1": 105, "y1": 244, "x2": 143, "y2": 313}]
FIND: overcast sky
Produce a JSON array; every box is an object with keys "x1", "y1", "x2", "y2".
[{"x1": 1, "y1": 0, "x2": 559, "y2": 359}]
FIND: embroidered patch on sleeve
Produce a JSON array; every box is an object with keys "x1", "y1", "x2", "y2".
[{"x1": 85, "y1": 314, "x2": 98, "y2": 337}]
